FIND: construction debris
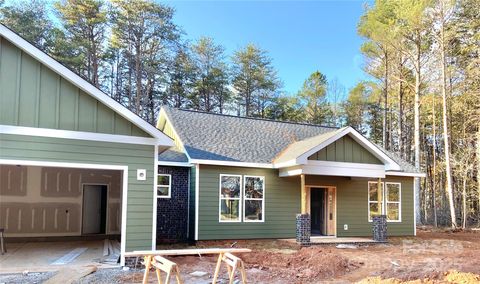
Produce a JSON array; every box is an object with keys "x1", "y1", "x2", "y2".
[
  {"x1": 101, "y1": 239, "x2": 121, "y2": 264},
  {"x1": 336, "y1": 244, "x2": 358, "y2": 249}
]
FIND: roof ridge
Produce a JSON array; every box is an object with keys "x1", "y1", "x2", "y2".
[{"x1": 164, "y1": 106, "x2": 340, "y2": 129}]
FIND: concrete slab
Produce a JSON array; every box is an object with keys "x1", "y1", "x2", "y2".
[
  {"x1": 282, "y1": 237, "x2": 381, "y2": 245},
  {"x1": 0, "y1": 240, "x2": 118, "y2": 274}
]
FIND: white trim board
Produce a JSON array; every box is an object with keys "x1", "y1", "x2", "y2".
[
  {"x1": 0, "y1": 24, "x2": 172, "y2": 147},
  {"x1": 279, "y1": 161, "x2": 386, "y2": 178},
  {"x1": 0, "y1": 158, "x2": 129, "y2": 266},
  {"x1": 1, "y1": 124, "x2": 165, "y2": 146},
  {"x1": 194, "y1": 164, "x2": 200, "y2": 240}
]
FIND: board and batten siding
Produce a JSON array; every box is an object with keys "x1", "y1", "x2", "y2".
[
  {"x1": 308, "y1": 135, "x2": 382, "y2": 164},
  {"x1": 196, "y1": 166, "x2": 414, "y2": 240},
  {"x1": 0, "y1": 133, "x2": 156, "y2": 251},
  {"x1": 0, "y1": 36, "x2": 149, "y2": 137},
  {"x1": 197, "y1": 165, "x2": 300, "y2": 240},
  {"x1": 306, "y1": 175, "x2": 414, "y2": 237}
]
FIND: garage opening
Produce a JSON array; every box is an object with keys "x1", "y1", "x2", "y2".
[{"x1": 0, "y1": 164, "x2": 123, "y2": 240}]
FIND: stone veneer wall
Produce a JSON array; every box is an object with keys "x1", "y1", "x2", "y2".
[{"x1": 156, "y1": 166, "x2": 189, "y2": 243}]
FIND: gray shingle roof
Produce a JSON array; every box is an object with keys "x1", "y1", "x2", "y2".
[
  {"x1": 163, "y1": 107, "x2": 336, "y2": 163},
  {"x1": 162, "y1": 107, "x2": 419, "y2": 173}
]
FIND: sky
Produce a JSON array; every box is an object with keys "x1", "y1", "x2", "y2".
[{"x1": 166, "y1": 0, "x2": 370, "y2": 95}]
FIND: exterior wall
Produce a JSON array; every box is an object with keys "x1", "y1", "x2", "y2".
[
  {"x1": 156, "y1": 166, "x2": 189, "y2": 243},
  {"x1": 196, "y1": 166, "x2": 414, "y2": 240},
  {"x1": 188, "y1": 165, "x2": 197, "y2": 240},
  {"x1": 0, "y1": 165, "x2": 121, "y2": 237},
  {"x1": 197, "y1": 165, "x2": 300, "y2": 240},
  {"x1": 0, "y1": 36, "x2": 149, "y2": 137},
  {"x1": 0, "y1": 133, "x2": 156, "y2": 251},
  {"x1": 306, "y1": 175, "x2": 415, "y2": 237},
  {"x1": 308, "y1": 135, "x2": 382, "y2": 164}
]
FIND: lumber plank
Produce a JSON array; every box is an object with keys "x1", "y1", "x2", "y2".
[{"x1": 125, "y1": 248, "x2": 251, "y2": 257}]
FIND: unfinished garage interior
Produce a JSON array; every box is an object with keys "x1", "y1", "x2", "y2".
[{"x1": 0, "y1": 165, "x2": 123, "y2": 238}]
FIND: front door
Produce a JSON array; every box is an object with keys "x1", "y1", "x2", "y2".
[
  {"x1": 310, "y1": 187, "x2": 336, "y2": 236},
  {"x1": 82, "y1": 184, "x2": 107, "y2": 234},
  {"x1": 310, "y1": 188, "x2": 326, "y2": 235}
]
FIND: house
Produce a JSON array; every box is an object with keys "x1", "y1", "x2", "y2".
[
  {"x1": 0, "y1": 24, "x2": 173, "y2": 266},
  {"x1": 156, "y1": 107, "x2": 424, "y2": 242},
  {"x1": 0, "y1": 23, "x2": 423, "y2": 266}
]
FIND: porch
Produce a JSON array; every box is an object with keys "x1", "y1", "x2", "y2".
[{"x1": 282, "y1": 236, "x2": 381, "y2": 245}]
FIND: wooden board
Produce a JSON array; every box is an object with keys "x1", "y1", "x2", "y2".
[{"x1": 125, "y1": 248, "x2": 251, "y2": 257}]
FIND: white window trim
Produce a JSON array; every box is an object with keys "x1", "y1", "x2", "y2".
[
  {"x1": 367, "y1": 181, "x2": 402, "y2": 223},
  {"x1": 385, "y1": 182, "x2": 402, "y2": 222},
  {"x1": 157, "y1": 174, "x2": 171, "y2": 199},
  {"x1": 218, "y1": 174, "x2": 242, "y2": 223},
  {"x1": 368, "y1": 181, "x2": 384, "y2": 222},
  {"x1": 243, "y1": 175, "x2": 265, "y2": 223}
]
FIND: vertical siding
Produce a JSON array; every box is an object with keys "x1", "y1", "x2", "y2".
[
  {"x1": 306, "y1": 175, "x2": 414, "y2": 237},
  {"x1": 196, "y1": 169, "x2": 414, "y2": 240},
  {"x1": 308, "y1": 135, "x2": 382, "y2": 164},
  {"x1": 0, "y1": 134, "x2": 156, "y2": 251},
  {"x1": 198, "y1": 165, "x2": 300, "y2": 240},
  {"x1": 0, "y1": 36, "x2": 150, "y2": 137}
]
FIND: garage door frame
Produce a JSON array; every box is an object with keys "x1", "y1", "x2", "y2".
[{"x1": 0, "y1": 158, "x2": 129, "y2": 265}]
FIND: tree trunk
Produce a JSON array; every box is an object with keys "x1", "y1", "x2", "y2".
[
  {"x1": 432, "y1": 94, "x2": 438, "y2": 227},
  {"x1": 439, "y1": 6, "x2": 456, "y2": 228},
  {"x1": 135, "y1": 41, "x2": 142, "y2": 116},
  {"x1": 414, "y1": 36, "x2": 422, "y2": 226},
  {"x1": 383, "y1": 50, "x2": 389, "y2": 150},
  {"x1": 398, "y1": 56, "x2": 404, "y2": 159},
  {"x1": 463, "y1": 177, "x2": 467, "y2": 229}
]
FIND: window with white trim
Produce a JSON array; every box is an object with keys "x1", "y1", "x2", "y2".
[
  {"x1": 368, "y1": 181, "x2": 401, "y2": 222},
  {"x1": 385, "y1": 183, "x2": 401, "y2": 221},
  {"x1": 243, "y1": 176, "x2": 265, "y2": 222},
  {"x1": 157, "y1": 174, "x2": 171, "y2": 198},
  {"x1": 219, "y1": 175, "x2": 241, "y2": 222}
]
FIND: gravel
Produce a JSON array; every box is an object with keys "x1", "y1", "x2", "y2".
[
  {"x1": 73, "y1": 267, "x2": 140, "y2": 284},
  {"x1": 0, "y1": 272, "x2": 57, "y2": 284}
]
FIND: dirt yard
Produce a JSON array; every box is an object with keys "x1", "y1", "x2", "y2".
[{"x1": 5, "y1": 228, "x2": 479, "y2": 283}]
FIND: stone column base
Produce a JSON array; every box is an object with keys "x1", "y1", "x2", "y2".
[
  {"x1": 372, "y1": 215, "x2": 387, "y2": 242},
  {"x1": 296, "y1": 213, "x2": 311, "y2": 246}
]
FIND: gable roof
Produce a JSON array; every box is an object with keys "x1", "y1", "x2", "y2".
[
  {"x1": 160, "y1": 107, "x2": 422, "y2": 175},
  {"x1": 273, "y1": 126, "x2": 402, "y2": 171},
  {"x1": 0, "y1": 24, "x2": 172, "y2": 147}
]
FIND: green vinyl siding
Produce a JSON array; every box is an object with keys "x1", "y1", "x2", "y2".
[
  {"x1": 0, "y1": 133, "x2": 156, "y2": 251},
  {"x1": 308, "y1": 135, "x2": 382, "y2": 164},
  {"x1": 197, "y1": 165, "x2": 300, "y2": 240},
  {"x1": 0, "y1": 36, "x2": 149, "y2": 137},
  {"x1": 306, "y1": 175, "x2": 414, "y2": 237},
  {"x1": 196, "y1": 167, "x2": 414, "y2": 240}
]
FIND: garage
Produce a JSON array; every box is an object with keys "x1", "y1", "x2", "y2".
[
  {"x1": 0, "y1": 164, "x2": 123, "y2": 238},
  {"x1": 0, "y1": 25, "x2": 173, "y2": 265}
]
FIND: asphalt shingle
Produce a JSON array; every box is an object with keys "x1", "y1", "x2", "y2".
[{"x1": 162, "y1": 107, "x2": 419, "y2": 173}]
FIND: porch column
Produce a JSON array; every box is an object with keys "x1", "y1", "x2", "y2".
[
  {"x1": 373, "y1": 177, "x2": 387, "y2": 242},
  {"x1": 301, "y1": 174, "x2": 307, "y2": 214},
  {"x1": 296, "y1": 174, "x2": 310, "y2": 246}
]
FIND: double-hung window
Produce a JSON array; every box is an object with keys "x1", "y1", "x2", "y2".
[
  {"x1": 219, "y1": 175, "x2": 242, "y2": 222},
  {"x1": 219, "y1": 174, "x2": 265, "y2": 222},
  {"x1": 157, "y1": 174, "x2": 171, "y2": 198},
  {"x1": 368, "y1": 181, "x2": 401, "y2": 222},
  {"x1": 243, "y1": 176, "x2": 265, "y2": 222}
]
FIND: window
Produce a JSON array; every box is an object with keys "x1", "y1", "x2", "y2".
[
  {"x1": 368, "y1": 181, "x2": 401, "y2": 222},
  {"x1": 219, "y1": 175, "x2": 242, "y2": 222},
  {"x1": 368, "y1": 181, "x2": 383, "y2": 221},
  {"x1": 386, "y1": 183, "x2": 401, "y2": 221},
  {"x1": 157, "y1": 174, "x2": 171, "y2": 198},
  {"x1": 244, "y1": 176, "x2": 265, "y2": 222}
]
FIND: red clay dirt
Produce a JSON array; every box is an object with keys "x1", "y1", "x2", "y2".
[{"x1": 107, "y1": 228, "x2": 480, "y2": 283}]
